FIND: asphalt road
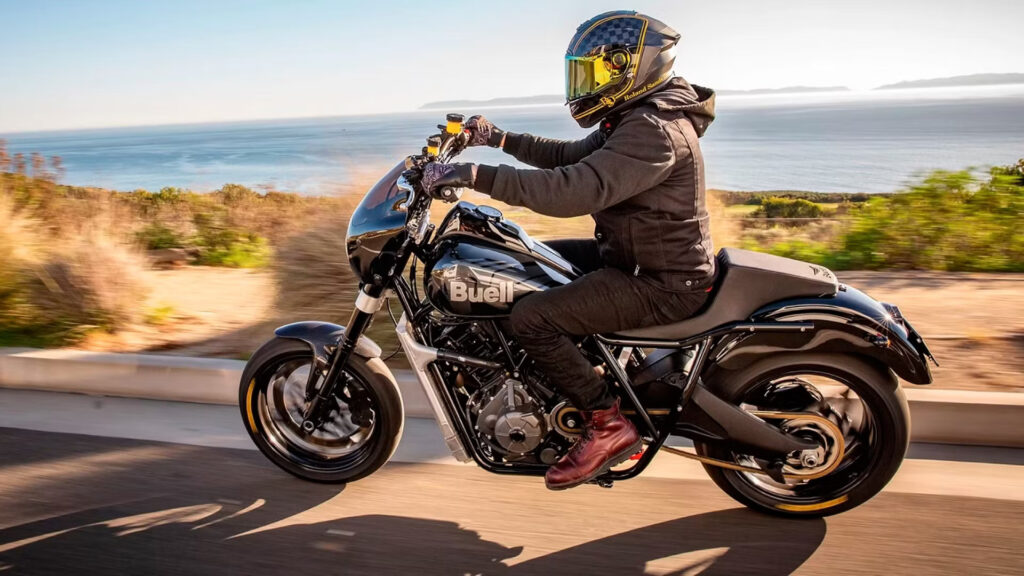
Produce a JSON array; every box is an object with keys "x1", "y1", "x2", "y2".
[{"x1": 1, "y1": 392, "x2": 1023, "y2": 575}]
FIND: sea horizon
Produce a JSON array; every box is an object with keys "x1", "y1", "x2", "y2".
[{"x1": 2, "y1": 84, "x2": 1023, "y2": 195}]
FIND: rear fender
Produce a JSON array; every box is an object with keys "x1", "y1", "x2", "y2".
[
  {"x1": 709, "y1": 286, "x2": 933, "y2": 385},
  {"x1": 274, "y1": 321, "x2": 382, "y2": 369}
]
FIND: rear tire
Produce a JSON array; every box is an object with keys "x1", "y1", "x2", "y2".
[
  {"x1": 695, "y1": 354, "x2": 910, "y2": 517},
  {"x1": 239, "y1": 337, "x2": 404, "y2": 483}
]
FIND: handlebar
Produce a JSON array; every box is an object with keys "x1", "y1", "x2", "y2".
[{"x1": 402, "y1": 112, "x2": 471, "y2": 205}]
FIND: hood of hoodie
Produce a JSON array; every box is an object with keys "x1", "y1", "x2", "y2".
[{"x1": 633, "y1": 76, "x2": 716, "y2": 137}]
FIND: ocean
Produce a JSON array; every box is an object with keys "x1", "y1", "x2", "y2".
[{"x1": 2, "y1": 85, "x2": 1023, "y2": 194}]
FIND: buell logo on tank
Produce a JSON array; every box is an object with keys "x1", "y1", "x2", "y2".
[
  {"x1": 444, "y1": 266, "x2": 516, "y2": 304},
  {"x1": 449, "y1": 278, "x2": 515, "y2": 303}
]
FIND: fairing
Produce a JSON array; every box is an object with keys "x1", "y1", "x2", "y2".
[{"x1": 346, "y1": 161, "x2": 411, "y2": 283}]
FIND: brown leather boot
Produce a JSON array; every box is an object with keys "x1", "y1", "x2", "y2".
[{"x1": 545, "y1": 399, "x2": 642, "y2": 490}]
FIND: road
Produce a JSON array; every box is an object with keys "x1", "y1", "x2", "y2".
[{"x1": 0, "y1": 389, "x2": 1022, "y2": 575}]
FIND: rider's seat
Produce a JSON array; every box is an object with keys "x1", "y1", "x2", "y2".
[{"x1": 614, "y1": 248, "x2": 839, "y2": 340}]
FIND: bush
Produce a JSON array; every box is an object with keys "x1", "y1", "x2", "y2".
[
  {"x1": 837, "y1": 165, "x2": 1023, "y2": 271},
  {"x1": 752, "y1": 197, "x2": 825, "y2": 219},
  {"x1": 0, "y1": 196, "x2": 39, "y2": 334},
  {"x1": 135, "y1": 223, "x2": 188, "y2": 250},
  {"x1": 194, "y1": 228, "x2": 271, "y2": 268},
  {"x1": 0, "y1": 195, "x2": 150, "y2": 344},
  {"x1": 27, "y1": 235, "x2": 150, "y2": 338}
]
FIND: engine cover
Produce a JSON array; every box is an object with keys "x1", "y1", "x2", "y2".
[
  {"x1": 495, "y1": 411, "x2": 546, "y2": 454},
  {"x1": 474, "y1": 379, "x2": 548, "y2": 455}
]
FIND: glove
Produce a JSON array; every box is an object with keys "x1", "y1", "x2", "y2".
[
  {"x1": 421, "y1": 162, "x2": 477, "y2": 198},
  {"x1": 464, "y1": 115, "x2": 506, "y2": 148}
]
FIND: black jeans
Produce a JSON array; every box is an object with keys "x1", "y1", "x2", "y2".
[{"x1": 509, "y1": 239, "x2": 710, "y2": 411}]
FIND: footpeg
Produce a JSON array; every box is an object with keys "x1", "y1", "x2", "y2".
[{"x1": 591, "y1": 478, "x2": 614, "y2": 488}]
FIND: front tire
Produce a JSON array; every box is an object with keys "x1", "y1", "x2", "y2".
[
  {"x1": 240, "y1": 337, "x2": 404, "y2": 483},
  {"x1": 695, "y1": 354, "x2": 910, "y2": 517}
]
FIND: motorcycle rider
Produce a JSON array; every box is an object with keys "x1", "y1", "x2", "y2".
[{"x1": 422, "y1": 10, "x2": 717, "y2": 490}]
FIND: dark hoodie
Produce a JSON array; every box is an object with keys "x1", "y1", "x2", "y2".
[{"x1": 473, "y1": 77, "x2": 718, "y2": 288}]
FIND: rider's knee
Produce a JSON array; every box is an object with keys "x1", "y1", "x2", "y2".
[{"x1": 509, "y1": 294, "x2": 548, "y2": 337}]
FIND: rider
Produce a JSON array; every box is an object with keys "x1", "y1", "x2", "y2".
[{"x1": 422, "y1": 10, "x2": 717, "y2": 490}]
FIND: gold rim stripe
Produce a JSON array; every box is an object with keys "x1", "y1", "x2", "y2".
[{"x1": 245, "y1": 378, "x2": 257, "y2": 432}]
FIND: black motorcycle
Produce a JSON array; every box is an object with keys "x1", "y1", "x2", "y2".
[{"x1": 240, "y1": 114, "x2": 936, "y2": 516}]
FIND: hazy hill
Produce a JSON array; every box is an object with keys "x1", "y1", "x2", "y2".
[
  {"x1": 420, "y1": 86, "x2": 849, "y2": 109},
  {"x1": 420, "y1": 95, "x2": 563, "y2": 110},
  {"x1": 716, "y1": 86, "x2": 849, "y2": 95},
  {"x1": 876, "y1": 73, "x2": 1024, "y2": 90}
]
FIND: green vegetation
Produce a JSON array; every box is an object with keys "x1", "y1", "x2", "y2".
[
  {"x1": 715, "y1": 190, "x2": 881, "y2": 206},
  {"x1": 751, "y1": 197, "x2": 826, "y2": 219},
  {"x1": 193, "y1": 229, "x2": 271, "y2": 268},
  {"x1": 144, "y1": 304, "x2": 176, "y2": 326},
  {"x1": 744, "y1": 160, "x2": 1024, "y2": 272}
]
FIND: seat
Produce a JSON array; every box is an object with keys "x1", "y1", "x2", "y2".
[{"x1": 614, "y1": 248, "x2": 839, "y2": 340}]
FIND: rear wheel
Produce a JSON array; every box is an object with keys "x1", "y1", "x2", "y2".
[
  {"x1": 239, "y1": 337, "x2": 404, "y2": 483},
  {"x1": 695, "y1": 354, "x2": 909, "y2": 517}
]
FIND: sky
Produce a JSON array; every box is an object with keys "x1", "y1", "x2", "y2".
[{"x1": 0, "y1": 0, "x2": 1021, "y2": 132}]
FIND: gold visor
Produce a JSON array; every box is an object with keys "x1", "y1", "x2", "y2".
[{"x1": 565, "y1": 54, "x2": 618, "y2": 102}]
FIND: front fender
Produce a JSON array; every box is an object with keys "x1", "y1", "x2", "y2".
[
  {"x1": 711, "y1": 286, "x2": 933, "y2": 384},
  {"x1": 274, "y1": 321, "x2": 382, "y2": 369}
]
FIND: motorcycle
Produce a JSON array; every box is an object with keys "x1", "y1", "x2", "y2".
[{"x1": 239, "y1": 114, "x2": 937, "y2": 516}]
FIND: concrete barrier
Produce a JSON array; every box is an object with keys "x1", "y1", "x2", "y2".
[
  {"x1": 903, "y1": 388, "x2": 1024, "y2": 448},
  {"x1": 0, "y1": 348, "x2": 432, "y2": 416},
  {"x1": 1, "y1": 347, "x2": 1020, "y2": 447}
]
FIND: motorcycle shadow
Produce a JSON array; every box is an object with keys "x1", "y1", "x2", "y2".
[{"x1": 0, "y1": 504, "x2": 824, "y2": 575}]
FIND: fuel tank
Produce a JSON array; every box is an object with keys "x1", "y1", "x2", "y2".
[{"x1": 424, "y1": 202, "x2": 579, "y2": 317}]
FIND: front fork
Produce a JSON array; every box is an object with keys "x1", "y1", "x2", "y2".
[{"x1": 299, "y1": 287, "x2": 383, "y2": 432}]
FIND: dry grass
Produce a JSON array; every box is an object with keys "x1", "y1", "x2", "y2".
[
  {"x1": 0, "y1": 183, "x2": 150, "y2": 343},
  {"x1": 30, "y1": 233, "x2": 150, "y2": 332}
]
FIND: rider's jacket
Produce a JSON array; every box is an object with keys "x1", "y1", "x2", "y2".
[{"x1": 473, "y1": 77, "x2": 718, "y2": 291}]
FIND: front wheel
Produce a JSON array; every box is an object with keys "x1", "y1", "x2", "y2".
[
  {"x1": 240, "y1": 337, "x2": 404, "y2": 483},
  {"x1": 695, "y1": 354, "x2": 910, "y2": 517}
]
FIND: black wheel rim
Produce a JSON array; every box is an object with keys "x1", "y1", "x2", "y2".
[
  {"x1": 253, "y1": 352, "x2": 381, "y2": 474},
  {"x1": 729, "y1": 370, "x2": 883, "y2": 506}
]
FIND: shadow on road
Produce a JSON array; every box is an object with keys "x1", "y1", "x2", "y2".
[
  {"x1": 0, "y1": 428, "x2": 825, "y2": 575},
  {"x1": 0, "y1": 504, "x2": 824, "y2": 575}
]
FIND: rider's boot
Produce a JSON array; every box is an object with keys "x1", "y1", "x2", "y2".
[{"x1": 544, "y1": 398, "x2": 642, "y2": 490}]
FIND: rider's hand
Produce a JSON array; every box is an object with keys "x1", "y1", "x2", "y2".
[
  {"x1": 465, "y1": 115, "x2": 506, "y2": 148},
  {"x1": 421, "y1": 162, "x2": 477, "y2": 198}
]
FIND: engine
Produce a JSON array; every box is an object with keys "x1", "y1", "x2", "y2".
[{"x1": 429, "y1": 320, "x2": 578, "y2": 464}]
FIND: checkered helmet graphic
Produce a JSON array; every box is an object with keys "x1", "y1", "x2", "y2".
[{"x1": 565, "y1": 11, "x2": 681, "y2": 128}]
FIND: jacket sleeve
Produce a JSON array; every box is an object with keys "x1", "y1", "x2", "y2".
[
  {"x1": 501, "y1": 130, "x2": 605, "y2": 169},
  {"x1": 474, "y1": 112, "x2": 675, "y2": 217}
]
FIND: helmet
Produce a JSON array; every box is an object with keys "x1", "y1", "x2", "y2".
[{"x1": 565, "y1": 11, "x2": 681, "y2": 128}]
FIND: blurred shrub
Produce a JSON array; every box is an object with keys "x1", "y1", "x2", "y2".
[
  {"x1": 749, "y1": 160, "x2": 1024, "y2": 271},
  {"x1": 0, "y1": 195, "x2": 39, "y2": 338},
  {"x1": 194, "y1": 228, "x2": 271, "y2": 268},
  {"x1": 135, "y1": 223, "x2": 188, "y2": 250},
  {"x1": 0, "y1": 192, "x2": 149, "y2": 344},
  {"x1": 714, "y1": 190, "x2": 877, "y2": 206},
  {"x1": 835, "y1": 164, "x2": 1023, "y2": 271},
  {"x1": 28, "y1": 234, "x2": 150, "y2": 339},
  {"x1": 752, "y1": 197, "x2": 825, "y2": 219}
]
